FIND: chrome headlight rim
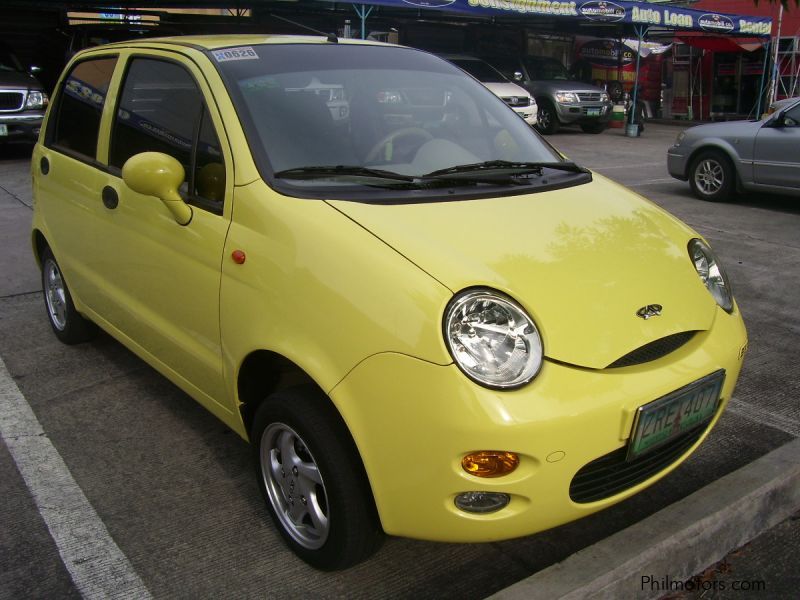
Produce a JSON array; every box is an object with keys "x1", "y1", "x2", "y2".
[
  {"x1": 688, "y1": 238, "x2": 734, "y2": 313},
  {"x1": 25, "y1": 90, "x2": 48, "y2": 110},
  {"x1": 555, "y1": 91, "x2": 579, "y2": 104},
  {"x1": 443, "y1": 287, "x2": 544, "y2": 390}
]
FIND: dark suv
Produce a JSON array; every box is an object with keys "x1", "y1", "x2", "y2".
[
  {"x1": 0, "y1": 43, "x2": 48, "y2": 144},
  {"x1": 481, "y1": 54, "x2": 612, "y2": 134}
]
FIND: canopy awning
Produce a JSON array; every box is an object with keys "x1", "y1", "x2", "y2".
[
  {"x1": 338, "y1": 0, "x2": 773, "y2": 37},
  {"x1": 677, "y1": 33, "x2": 767, "y2": 53}
]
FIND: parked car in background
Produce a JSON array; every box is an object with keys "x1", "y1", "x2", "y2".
[
  {"x1": 33, "y1": 34, "x2": 746, "y2": 571},
  {"x1": 480, "y1": 54, "x2": 612, "y2": 134},
  {"x1": 440, "y1": 55, "x2": 537, "y2": 126},
  {"x1": 0, "y1": 42, "x2": 48, "y2": 144},
  {"x1": 668, "y1": 98, "x2": 800, "y2": 202}
]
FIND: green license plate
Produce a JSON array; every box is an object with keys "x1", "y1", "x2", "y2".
[
  {"x1": 587, "y1": 108, "x2": 600, "y2": 116},
  {"x1": 628, "y1": 370, "x2": 725, "y2": 460},
  {"x1": 0, "y1": 124, "x2": 7, "y2": 136}
]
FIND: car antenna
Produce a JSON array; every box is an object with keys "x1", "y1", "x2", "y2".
[{"x1": 269, "y1": 14, "x2": 338, "y2": 44}]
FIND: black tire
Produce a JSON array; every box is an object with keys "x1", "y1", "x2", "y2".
[
  {"x1": 580, "y1": 122, "x2": 607, "y2": 134},
  {"x1": 688, "y1": 150, "x2": 735, "y2": 202},
  {"x1": 40, "y1": 247, "x2": 97, "y2": 344},
  {"x1": 252, "y1": 386, "x2": 384, "y2": 570},
  {"x1": 536, "y1": 101, "x2": 560, "y2": 135}
]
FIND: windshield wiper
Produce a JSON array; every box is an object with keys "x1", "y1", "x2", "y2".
[
  {"x1": 422, "y1": 160, "x2": 590, "y2": 179},
  {"x1": 273, "y1": 165, "x2": 414, "y2": 182}
]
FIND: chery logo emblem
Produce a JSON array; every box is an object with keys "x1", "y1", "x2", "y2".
[{"x1": 636, "y1": 304, "x2": 663, "y2": 320}]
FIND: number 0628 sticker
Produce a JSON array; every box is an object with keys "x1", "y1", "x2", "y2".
[{"x1": 212, "y1": 47, "x2": 259, "y2": 62}]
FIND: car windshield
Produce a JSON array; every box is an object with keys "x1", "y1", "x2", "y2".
[
  {"x1": 0, "y1": 47, "x2": 23, "y2": 72},
  {"x1": 522, "y1": 56, "x2": 570, "y2": 81},
  {"x1": 215, "y1": 44, "x2": 564, "y2": 199},
  {"x1": 449, "y1": 59, "x2": 508, "y2": 84}
]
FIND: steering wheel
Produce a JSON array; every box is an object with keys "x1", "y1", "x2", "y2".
[{"x1": 364, "y1": 127, "x2": 434, "y2": 164}]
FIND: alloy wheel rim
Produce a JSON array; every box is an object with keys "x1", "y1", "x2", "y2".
[
  {"x1": 260, "y1": 422, "x2": 330, "y2": 549},
  {"x1": 695, "y1": 159, "x2": 724, "y2": 195},
  {"x1": 44, "y1": 260, "x2": 67, "y2": 331},
  {"x1": 539, "y1": 108, "x2": 551, "y2": 128}
]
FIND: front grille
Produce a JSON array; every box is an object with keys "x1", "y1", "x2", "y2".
[
  {"x1": 608, "y1": 331, "x2": 696, "y2": 368},
  {"x1": 0, "y1": 92, "x2": 24, "y2": 111},
  {"x1": 577, "y1": 92, "x2": 602, "y2": 102},
  {"x1": 502, "y1": 96, "x2": 530, "y2": 108},
  {"x1": 569, "y1": 425, "x2": 707, "y2": 503}
]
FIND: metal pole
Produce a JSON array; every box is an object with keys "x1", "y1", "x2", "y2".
[
  {"x1": 767, "y1": 4, "x2": 784, "y2": 107},
  {"x1": 352, "y1": 4, "x2": 373, "y2": 40},
  {"x1": 756, "y1": 40, "x2": 770, "y2": 118},
  {"x1": 630, "y1": 25, "x2": 644, "y2": 125}
]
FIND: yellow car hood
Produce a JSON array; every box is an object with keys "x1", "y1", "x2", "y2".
[{"x1": 327, "y1": 174, "x2": 718, "y2": 369}]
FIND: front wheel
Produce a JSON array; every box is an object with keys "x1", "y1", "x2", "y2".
[
  {"x1": 536, "y1": 101, "x2": 560, "y2": 135},
  {"x1": 689, "y1": 150, "x2": 734, "y2": 202},
  {"x1": 252, "y1": 387, "x2": 383, "y2": 570},
  {"x1": 40, "y1": 247, "x2": 97, "y2": 344}
]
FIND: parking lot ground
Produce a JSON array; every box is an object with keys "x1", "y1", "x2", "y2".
[{"x1": 1, "y1": 124, "x2": 798, "y2": 598}]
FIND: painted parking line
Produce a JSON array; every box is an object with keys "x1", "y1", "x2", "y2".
[{"x1": 0, "y1": 355, "x2": 153, "y2": 600}]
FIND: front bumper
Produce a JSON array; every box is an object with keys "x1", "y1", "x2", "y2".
[
  {"x1": 0, "y1": 112, "x2": 44, "y2": 143},
  {"x1": 556, "y1": 102, "x2": 613, "y2": 125},
  {"x1": 667, "y1": 147, "x2": 690, "y2": 181},
  {"x1": 331, "y1": 305, "x2": 746, "y2": 542},
  {"x1": 512, "y1": 104, "x2": 538, "y2": 127}
]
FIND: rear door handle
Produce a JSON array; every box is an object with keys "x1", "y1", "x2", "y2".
[{"x1": 102, "y1": 186, "x2": 119, "y2": 209}]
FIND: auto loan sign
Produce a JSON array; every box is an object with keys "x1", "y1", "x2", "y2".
[{"x1": 368, "y1": 0, "x2": 772, "y2": 36}]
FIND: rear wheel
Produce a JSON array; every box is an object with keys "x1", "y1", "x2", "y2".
[
  {"x1": 40, "y1": 247, "x2": 97, "y2": 344},
  {"x1": 536, "y1": 101, "x2": 560, "y2": 135},
  {"x1": 689, "y1": 150, "x2": 734, "y2": 202},
  {"x1": 252, "y1": 386, "x2": 383, "y2": 570}
]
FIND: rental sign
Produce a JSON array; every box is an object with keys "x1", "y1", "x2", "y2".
[{"x1": 366, "y1": 0, "x2": 772, "y2": 36}]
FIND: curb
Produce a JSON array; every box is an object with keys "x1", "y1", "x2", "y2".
[{"x1": 489, "y1": 437, "x2": 800, "y2": 600}]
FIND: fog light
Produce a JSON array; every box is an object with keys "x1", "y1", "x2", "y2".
[
  {"x1": 455, "y1": 492, "x2": 510, "y2": 514},
  {"x1": 462, "y1": 451, "x2": 519, "y2": 477}
]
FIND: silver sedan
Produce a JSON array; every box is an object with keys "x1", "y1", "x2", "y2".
[{"x1": 667, "y1": 98, "x2": 800, "y2": 201}]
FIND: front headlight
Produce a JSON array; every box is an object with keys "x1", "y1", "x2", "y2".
[
  {"x1": 444, "y1": 289, "x2": 543, "y2": 389},
  {"x1": 600, "y1": 92, "x2": 610, "y2": 102},
  {"x1": 688, "y1": 239, "x2": 733, "y2": 312},
  {"x1": 675, "y1": 131, "x2": 686, "y2": 146},
  {"x1": 555, "y1": 92, "x2": 579, "y2": 104},
  {"x1": 26, "y1": 91, "x2": 48, "y2": 110}
]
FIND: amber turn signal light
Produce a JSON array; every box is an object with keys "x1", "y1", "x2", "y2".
[{"x1": 462, "y1": 451, "x2": 519, "y2": 478}]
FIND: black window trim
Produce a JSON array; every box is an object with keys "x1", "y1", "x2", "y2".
[
  {"x1": 109, "y1": 52, "x2": 225, "y2": 216},
  {"x1": 44, "y1": 53, "x2": 120, "y2": 165}
]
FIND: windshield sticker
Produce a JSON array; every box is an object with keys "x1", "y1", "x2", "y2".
[{"x1": 212, "y1": 47, "x2": 259, "y2": 62}]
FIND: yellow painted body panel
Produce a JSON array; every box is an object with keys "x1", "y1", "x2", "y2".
[
  {"x1": 330, "y1": 175, "x2": 717, "y2": 369},
  {"x1": 31, "y1": 37, "x2": 749, "y2": 545},
  {"x1": 331, "y1": 306, "x2": 746, "y2": 541}
]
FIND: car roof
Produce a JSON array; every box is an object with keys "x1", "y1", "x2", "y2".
[{"x1": 87, "y1": 34, "x2": 387, "y2": 51}]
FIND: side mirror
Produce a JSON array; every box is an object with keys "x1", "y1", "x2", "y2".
[
  {"x1": 513, "y1": 71, "x2": 523, "y2": 82},
  {"x1": 122, "y1": 152, "x2": 192, "y2": 225}
]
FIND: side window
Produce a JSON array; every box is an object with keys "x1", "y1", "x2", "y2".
[
  {"x1": 784, "y1": 104, "x2": 800, "y2": 127},
  {"x1": 48, "y1": 56, "x2": 117, "y2": 159},
  {"x1": 110, "y1": 57, "x2": 225, "y2": 213}
]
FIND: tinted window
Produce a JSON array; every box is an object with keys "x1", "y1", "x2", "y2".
[
  {"x1": 110, "y1": 58, "x2": 225, "y2": 213},
  {"x1": 217, "y1": 44, "x2": 561, "y2": 198},
  {"x1": 450, "y1": 59, "x2": 507, "y2": 84},
  {"x1": 784, "y1": 103, "x2": 800, "y2": 126},
  {"x1": 49, "y1": 56, "x2": 117, "y2": 159},
  {"x1": 110, "y1": 58, "x2": 201, "y2": 172}
]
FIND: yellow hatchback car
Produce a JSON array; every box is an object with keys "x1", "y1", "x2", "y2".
[{"x1": 31, "y1": 35, "x2": 747, "y2": 570}]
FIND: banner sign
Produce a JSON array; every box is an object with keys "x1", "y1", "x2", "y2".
[{"x1": 354, "y1": 0, "x2": 772, "y2": 36}]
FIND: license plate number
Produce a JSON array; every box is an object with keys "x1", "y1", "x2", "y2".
[
  {"x1": 0, "y1": 124, "x2": 7, "y2": 136},
  {"x1": 587, "y1": 108, "x2": 601, "y2": 116},
  {"x1": 628, "y1": 370, "x2": 725, "y2": 460}
]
